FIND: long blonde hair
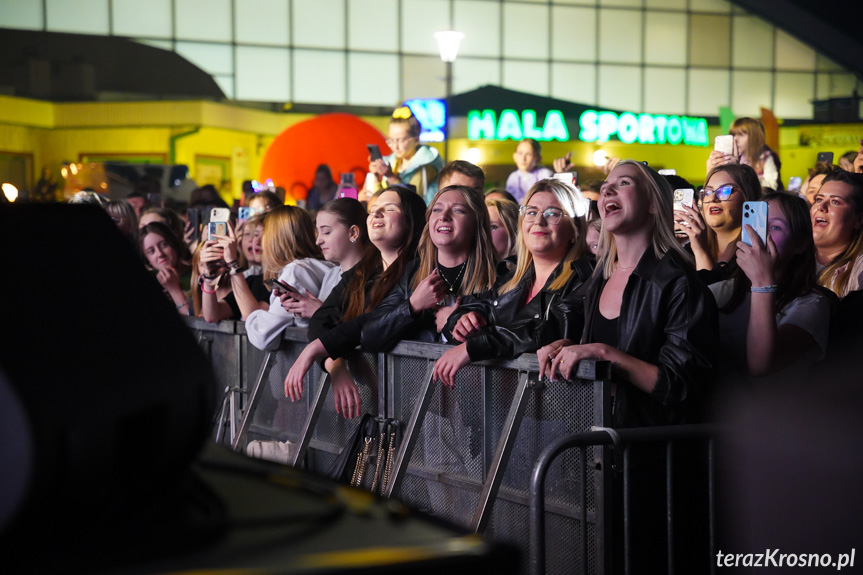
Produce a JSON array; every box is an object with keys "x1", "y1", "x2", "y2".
[
  {"x1": 261, "y1": 205, "x2": 322, "y2": 279},
  {"x1": 596, "y1": 160, "x2": 691, "y2": 279},
  {"x1": 411, "y1": 185, "x2": 497, "y2": 296},
  {"x1": 500, "y1": 179, "x2": 588, "y2": 294}
]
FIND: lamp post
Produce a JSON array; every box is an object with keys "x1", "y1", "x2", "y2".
[{"x1": 434, "y1": 31, "x2": 464, "y2": 164}]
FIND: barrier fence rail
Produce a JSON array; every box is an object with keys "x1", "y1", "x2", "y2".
[
  {"x1": 185, "y1": 317, "x2": 710, "y2": 574},
  {"x1": 529, "y1": 424, "x2": 719, "y2": 575}
]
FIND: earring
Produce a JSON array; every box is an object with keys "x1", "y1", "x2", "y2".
[{"x1": 350, "y1": 237, "x2": 357, "y2": 243}]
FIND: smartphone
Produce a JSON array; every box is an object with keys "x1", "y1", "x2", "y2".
[
  {"x1": 715, "y1": 135, "x2": 734, "y2": 156},
  {"x1": 817, "y1": 152, "x2": 834, "y2": 164},
  {"x1": 210, "y1": 207, "x2": 230, "y2": 223},
  {"x1": 187, "y1": 208, "x2": 202, "y2": 242},
  {"x1": 788, "y1": 176, "x2": 803, "y2": 191},
  {"x1": 367, "y1": 144, "x2": 382, "y2": 162},
  {"x1": 552, "y1": 171, "x2": 578, "y2": 187},
  {"x1": 673, "y1": 188, "x2": 695, "y2": 211},
  {"x1": 741, "y1": 201, "x2": 768, "y2": 246},
  {"x1": 658, "y1": 169, "x2": 677, "y2": 176},
  {"x1": 338, "y1": 173, "x2": 358, "y2": 200},
  {"x1": 264, "y1": 278, "x2": 295, "y2": 294},
  {"x1": 238, "y1": 206, "x2": 252, "y2": 225}
]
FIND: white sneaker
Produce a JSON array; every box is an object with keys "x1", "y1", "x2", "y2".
[{"x1": 246, "y1": 440, "x2": 296, "y2": 464}]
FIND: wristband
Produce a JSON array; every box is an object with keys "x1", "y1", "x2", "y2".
[
  {"x1": 226, "y1": 260, "x2": 240, "y2": 270},
  {"x1": 201, "y1": 284, "x2": 216, "y2": 294},
  {"x1": 751, "y1": 284, "x2": 778, "y2": 293}
]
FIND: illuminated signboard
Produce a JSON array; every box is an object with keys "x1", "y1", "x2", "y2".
[
  {"x1": 465, "y1": 107, "x2": 709, "y2": 146},
  {"x1": 467, "y1": 109, "x2": 569, "y2": 142},
  {"x1": 579, "y1": 110, "x2": 708, "y2": 146},
  {"x1": 404, "y1": 98, "x2": 446, "y2": 143}
]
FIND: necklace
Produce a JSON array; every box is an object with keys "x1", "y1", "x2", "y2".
[{"x1": 437, "y1": 261, "x2": 467, "y2": 293}]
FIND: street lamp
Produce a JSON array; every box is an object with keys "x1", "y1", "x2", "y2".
[{"x1": 434, "y1": 31, "x2": 464, "y2": 163}]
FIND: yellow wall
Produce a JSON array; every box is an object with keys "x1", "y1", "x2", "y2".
[{"x1": 2, "y1": 94, "x2": 861, "y2": 202}]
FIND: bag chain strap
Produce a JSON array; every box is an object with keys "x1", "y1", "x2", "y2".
[
  {"x1": 370, "y1": 427, "x2": 387, "y2": 494},
  {"x1": 351, "y1": 436, "x2": 374, "y2": 487},
  {"x1": 382, "y1": 424, "x2": 397, "y2": 493}
]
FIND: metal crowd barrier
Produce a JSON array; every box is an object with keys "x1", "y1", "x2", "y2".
[
  {"x1": 184, "y1": 317, "x2": 612, "y2": 575},
  {"x1": 529, "y1": 424, "x2": 719, "y2": 575}
]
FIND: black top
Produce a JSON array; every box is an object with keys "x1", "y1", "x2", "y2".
[
  {"x1": 223, "y1": 274, "x2": 270, "y2": 320},
  {"x1": 445, "y1": 256, "x2": 595, "y2": 362},
  {"x1": 591, "y1": 310, "x2": 619, "y2": 348}
]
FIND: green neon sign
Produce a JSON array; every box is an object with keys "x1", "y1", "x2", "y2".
[
  {"x1": 467, "y1": 109, "x2": 569, "y2": 142},
  {"x1": 578, "y1": 110, "x2": 708, "y2": 146}
]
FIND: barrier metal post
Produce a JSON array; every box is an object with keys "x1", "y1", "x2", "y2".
[
  {"x1": 469, "y1": 370, "x2": 532, "y2": 532},
  {"x1": 232, "y1": 350, "x2": 273, "y2": 452},
  {"x1": 290, "y1": 372, "x2": 331, "y2": 467},
  {"x1": 383, "y1": 363, "x2": 435, "y2": 499}
]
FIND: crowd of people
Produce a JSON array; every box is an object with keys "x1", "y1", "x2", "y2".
[
  {"x1": 44, "y1": 108, "x2": 863, "y2": 570},
  {"x1": 65, "y1": 112, "x2": 863, "y2": 414}
]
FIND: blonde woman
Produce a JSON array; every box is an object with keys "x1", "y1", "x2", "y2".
[
  {"x1": 433, "y1": 179, "x2": 594, "y2": 387},
  {"x1": 245, "y1": 205, "x2": 334, "y2": 351},
  {"x1": 538, "y1": 160, "x2": 718, "y2": 572}
]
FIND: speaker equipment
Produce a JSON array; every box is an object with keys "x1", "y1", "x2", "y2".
[
  {"x1": 0, "y1": 204, "x2": 518, "y2": 574},
  {"x1": 0, "y1": 203, "x2": 219, "y2": 569}
]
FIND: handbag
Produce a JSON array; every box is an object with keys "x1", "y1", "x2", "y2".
[{"x1": 327, "y1": 415, "x2": 399, "y2": 495}]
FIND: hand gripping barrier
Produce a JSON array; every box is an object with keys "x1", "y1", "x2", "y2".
[{"x1": 184, "y1": 317, "x2": 614, "y2": 574}]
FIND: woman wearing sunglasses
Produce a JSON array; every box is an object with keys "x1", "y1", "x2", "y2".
[
  {"x1": 432, "y1": 179, "x2": 593, "y2": 388},
  {"x1": 674, "y1": 164, "x2": 762, "y2": 284}
]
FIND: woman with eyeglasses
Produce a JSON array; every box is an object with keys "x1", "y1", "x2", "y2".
[
  {"x1": 432, "y1": 179, "x2": 594, "y2": 388},
  {"x1": 368, "y1": 107, "x2": 445, "y2": 204},
  {"x1": 674, "y1": 164, "x2": 762, "y2": 284}
]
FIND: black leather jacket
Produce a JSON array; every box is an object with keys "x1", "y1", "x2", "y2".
[
  {"x1": 361, "y1": 259, "x2": 440, "y2": 352},
  {"x1": 445, "y1": 257, "x2": 595, "y2": 361},
  {"x1": 580, "y1": 249, "x2": 718, "y2": 428}
]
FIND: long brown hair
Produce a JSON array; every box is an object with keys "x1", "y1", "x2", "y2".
[
  {"x1": 500, "y1": 179, "x2": 588, "y2": 294},
  {"x1": 366, "y1": 186, "x2": 428, "y2": 310},
  {"x1": 723, "y1": 192, "x2": 819, "y2": 312},
  {"x1": 411, "y1": 185, "x2": 497, "y2": 295},
  {"x1": 318, "y1": 198, "x2": 379, "y2": 321},
  {"x1": 261, "y1": 205, "x2": 322, "y2": 279}
]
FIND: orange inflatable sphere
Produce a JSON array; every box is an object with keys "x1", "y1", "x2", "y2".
[{"x1": 259, "y1": 113, "x2": 390, "y2": 204}]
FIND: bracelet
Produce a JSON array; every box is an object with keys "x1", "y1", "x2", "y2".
[
  {"x1": 176, "y1": 300, "x2": 188, "y2": 309},
  {"x1": 201, "y1": 284, "x2": 216, "y2": 294},
  {"x1": 751, "y1": 284, "x2": 778, "y2": 293},
  {"x1": 226, "y1": 260, "x2": 240, "y2": 270}
]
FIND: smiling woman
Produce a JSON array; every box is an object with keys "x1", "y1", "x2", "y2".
[
  {"x1": 360, "y1": 185, "x2": 498, "y2": 352},
  {"x1": 432, "y1": 179, "x2": 594, "y2": 388}
]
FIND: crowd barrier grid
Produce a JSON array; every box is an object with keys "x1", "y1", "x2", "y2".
[
  {"x1": 529, "y1": 424, "x2": 720, "y2": 575},
  {"x1": 184, "y1": 317, "x2": 613, "y2": 575}
]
